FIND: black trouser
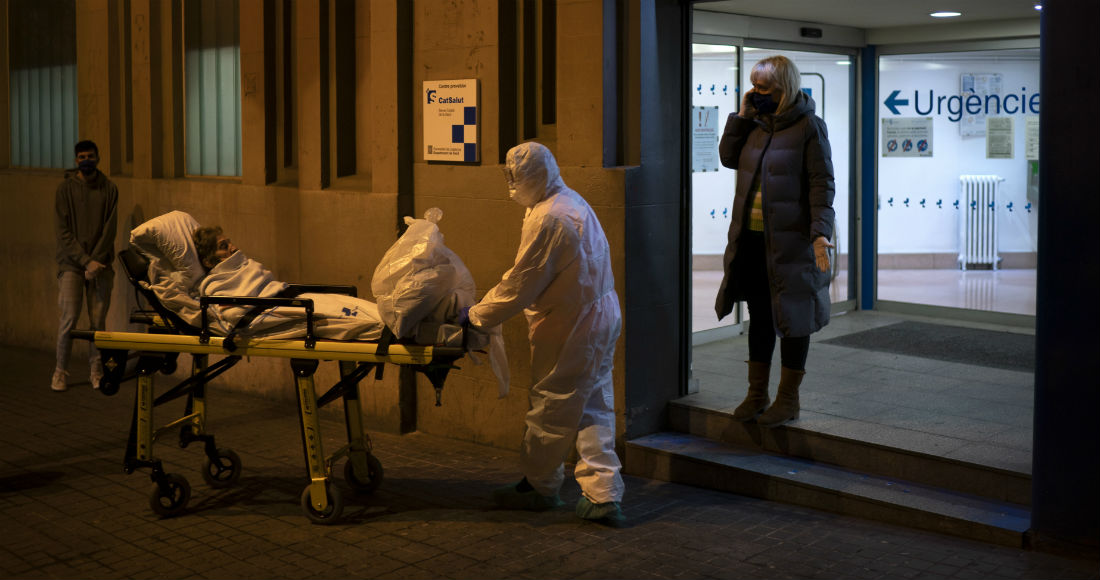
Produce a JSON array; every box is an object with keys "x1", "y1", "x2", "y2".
[{"x1": 739, "y1": 230, "x2": 810, "y2": 371}]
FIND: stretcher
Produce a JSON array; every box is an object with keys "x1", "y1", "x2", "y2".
[{"x1": 73, "y1": 249, "x2": 466, "y2": 524}]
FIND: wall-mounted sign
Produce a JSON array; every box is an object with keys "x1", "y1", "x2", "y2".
[
  {"x1": 691, "y1": 106, "x2": 720, "y2": 172},
  {"x1": 986, "y1": 116, "x2": 1014, "y2": 159},
  {"x1": 423, "y1": 79, "x2": 479, "y2": 163},
  {"x1": 960, "y1": 72, "x2": 1003, "y2": 137},
  {"x1": 881, "y1": 117, "x2": 933, "y2": 158},
  {"x1": 1025, "y1": 115, "x2": 1039, "y2": 160}
]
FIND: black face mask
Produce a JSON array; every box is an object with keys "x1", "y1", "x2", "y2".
[
  {"x1": 78, "y1": 159, "x2": 98, "y2": 176},
  {"x1": 750, "y1": 92, "x2": 779, "y2": 114}
]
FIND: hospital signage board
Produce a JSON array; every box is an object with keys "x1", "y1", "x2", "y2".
[
  {"x1": 881, "y1": 117, "x2": 933, "y2": 157},
  {"x1": 423, "y1": 79, "x2": 479, "y2": 163}
]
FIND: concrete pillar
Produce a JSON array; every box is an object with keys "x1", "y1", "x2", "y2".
[
  {"x1": 240, "y1": 0, "x2": 271, "y2": 185},
  {"x1": 1030, "y1": 0, "x2": 1100, "y2": 556},
  {"x1": 297, "y1": 0, "x2": 327, "y2": 190},
  {"x1": 130, "y1": 0, "x2": 159, "y2": 178},
  {"x1": 355, "y1": 0, "x2": 372, "y2": 183},
  {"x1": 76, "y1": 0, "x2": 117, "y2": 171},
  {"x1": 556, "y1": 0, "x2": 604, "y2": 167},
  {"x1": 156, "y1": 0, "x2": 184, "y2": 178},
  {"x1": 0, "y1": 0, "x2": 9, "y2": 168},
  {"x1": 369, "y1": 0, "x2": 401, "y2": 194}
]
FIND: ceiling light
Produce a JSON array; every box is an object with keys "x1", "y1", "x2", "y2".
[
  {"x1": 836, "y1": 60, "x2": 851, "y2": 66},
  {"x1": 1034, "y1": 3, "x2": 1042, "y2": 10},
  {"x1": 930, "y1": 11, "x2": 962, "y2": 18}
]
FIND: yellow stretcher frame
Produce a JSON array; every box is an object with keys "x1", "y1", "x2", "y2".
[{"x1": 76, "y1": 329, "x2": 465, "y2": 525}]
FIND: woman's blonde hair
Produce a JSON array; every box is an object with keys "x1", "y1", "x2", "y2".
[{"x1": 749, "y1": 55, "x2": 802, "y2": 115}]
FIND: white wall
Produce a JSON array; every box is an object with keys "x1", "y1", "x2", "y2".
[{"x1": 877, "y1": 50, "x2": 1040, "y2": 254}]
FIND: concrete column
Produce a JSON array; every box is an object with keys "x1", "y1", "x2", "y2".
[
  {"x1": 130, "y1": 0, "x2": 159, "y2": 178},
  {"x1": 0, "y1": 0, "x2": 9, "y2": 168},
  {"x1": 1030, "y1": 0, "x2": 1100, "y2": 555},
  {"x1": 297, "y1": 0, "x2": 326, "y2": 190},
  {"x1": 156, "y1": 0, "x2": 184, "y2": 178},
  {"x1": 240, "y1": 0, "x2": 270, "y2": 185},
  {"x1": 76, "y1": 0, "x2": 117, "y2": 171},
  {"x1": 555, "y1": 0, "x2": 604, "y2": 167},
  {"x1": 355, "y1": 0, "x2": 372, "y2": 182},
  {"x1": 369, "y1": 0, "x2": 400, "y2": 194}
]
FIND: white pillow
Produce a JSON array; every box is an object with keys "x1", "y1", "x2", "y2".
[{"x1": 130, "y1": 210, "x2": 205, "y2": 291}]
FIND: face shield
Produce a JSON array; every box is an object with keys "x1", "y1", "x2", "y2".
[{"x1": 501, "y1": 165, "x2": 519, "y2": 200}]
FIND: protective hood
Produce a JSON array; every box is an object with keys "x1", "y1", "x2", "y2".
[{"x1": 504, "y1": 142, "x2": 566, "y2": 208}]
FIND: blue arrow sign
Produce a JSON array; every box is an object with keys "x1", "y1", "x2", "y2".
[{"x1": 884, "y1": 90, "x2": 909, "y2": 115}]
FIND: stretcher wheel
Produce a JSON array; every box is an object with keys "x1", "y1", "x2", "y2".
[
  {"x1": 344, "y1": 454, "x2": 384, "y2": 494},
  {"x1": 99, "y1": 380, "x2": 120, "y2": 396},
  {"x1": 300, "y1": 482, "x2": 344, "y2": 525},
  {"x1": 202, "y1": 448, "x2": 242, "y2": 489},
  {"x1": 149, "y1": 473, "x2": 191, "y2": 517}
]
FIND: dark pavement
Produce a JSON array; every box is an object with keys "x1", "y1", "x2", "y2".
[{"x1": 1, "y1": 346, "x2": 1096, "y2": 579}]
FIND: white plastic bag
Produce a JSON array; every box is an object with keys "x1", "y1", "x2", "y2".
[{"x1": 371, "y1": 208, "x2": 475, "y2": 339}]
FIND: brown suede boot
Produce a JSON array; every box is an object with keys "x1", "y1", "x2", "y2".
[
  {"x1": 757, "y1": 367, "x2": 804, "y2": 427},
  {"x1": 731, "y1": 361, "x2": 771, "y2": 421}
]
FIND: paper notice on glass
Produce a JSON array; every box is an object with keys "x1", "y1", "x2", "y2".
[
  {"x1": 1024, "y1": 115, "x2": 1039, "y2": 160},
  {"x1": 986, "y1": 117, "x2": 1014, "y2": 159},
  {"x1": 881, "y1": 117, "x2": 933, "y2": 157},
  {"x1": 960, "y1": 72, "x2": 1003, "y2": 137},
  {"x1": 691, "y1": 106, "x2": 721, "y2": 172}
]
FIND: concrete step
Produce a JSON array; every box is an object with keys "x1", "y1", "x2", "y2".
[
  {"x1": 669, "y1": 400, "x2": 1031, "y2": 506},
  {"x1": 625, "y1": 432, "x2": 1031, "y2": 548}
]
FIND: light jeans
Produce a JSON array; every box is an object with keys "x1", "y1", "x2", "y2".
[{"x1": 56, "y1": 270, "x2": 113, "y2": 371}]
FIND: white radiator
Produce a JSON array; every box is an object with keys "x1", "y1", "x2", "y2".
[{"x1": 958, "y1": 175, "x2": 1003, "y2": 270}]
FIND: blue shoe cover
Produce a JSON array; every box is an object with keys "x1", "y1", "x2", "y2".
[
  {"x1": 492, "y1": 481, "x2": 564, "y2": 511},
  {"x1": 576, "y1": 497, "x2": 626, "y2": 527}
]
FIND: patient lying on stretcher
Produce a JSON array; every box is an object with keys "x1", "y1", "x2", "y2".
[{"x1": 191, "y1": 225, "x2": 387, "y2": 342}]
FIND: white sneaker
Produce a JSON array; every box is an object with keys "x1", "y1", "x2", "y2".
[
  {"x1": 51, "y1": 369, "x2": 69, "y2": 392},
  {"x1": 90, "y1": 360, "x2": 104, "y2": 390}
]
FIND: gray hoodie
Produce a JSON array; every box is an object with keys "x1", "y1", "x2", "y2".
[{"x1": 55, "y1": 168, "x2": 119, "y2": 275}]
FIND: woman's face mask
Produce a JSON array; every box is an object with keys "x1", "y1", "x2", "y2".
[{"x1": 750, "y1": 91, "x2": 779, "y2": 114}]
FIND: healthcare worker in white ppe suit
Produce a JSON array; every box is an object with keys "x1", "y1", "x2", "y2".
[{"x1": 466, "y1": 141, "x2": 626, "y2": 526}]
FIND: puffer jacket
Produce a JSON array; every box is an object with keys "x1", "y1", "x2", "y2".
[{"x1": 714, "y1": 91, "x2": 835, "y2": 337}]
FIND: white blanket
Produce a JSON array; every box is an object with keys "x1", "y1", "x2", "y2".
[{"x1": 199, "y1": 251, "x2": 384, "y2": 341}]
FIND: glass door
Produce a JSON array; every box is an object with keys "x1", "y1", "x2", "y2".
[
  {"x1": 691, "y1": 42, "x2": 856, "y2": 343},
  {"x1": 690, "y1": 42, "x2": 741, "y2": 339}
]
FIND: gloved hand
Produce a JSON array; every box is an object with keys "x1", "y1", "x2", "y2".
[
  {"x1": 85, "y1": 260, "x2": 105, "y2": 281},
  {"x1": 456, "y1": 306, "x2": 471, "y2": 326},
  {"x1": 813, "y1": 236, "x2": 834, "y2": 273}
]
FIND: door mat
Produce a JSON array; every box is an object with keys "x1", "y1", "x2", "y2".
[{"x1": 819, "y1": 321, "x2": 1034, "y2": 372}]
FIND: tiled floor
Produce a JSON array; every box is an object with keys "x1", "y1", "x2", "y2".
[
  {"x1": 687, "y1": 309, "x2": 1035, "y2": 475},
  {"x1": 692, "y1": 268, "x2": 1036, "y2": 333}
]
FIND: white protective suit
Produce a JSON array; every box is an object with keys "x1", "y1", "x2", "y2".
[{"x1": 468, "y1": 142, "x2": 624, "y2": 505}]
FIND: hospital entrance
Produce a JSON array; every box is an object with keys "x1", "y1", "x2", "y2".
[{"x1": 639, "y1": 5, "x2": 1040, "y2": 541}]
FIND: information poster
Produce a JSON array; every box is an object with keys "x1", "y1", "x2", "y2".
[
  {"x1": 881, "y1": 117, "x2": 933, "y2": 157},
  {"x1": 986, "y1": 116, "x2": 1014, "y2": 159},
  {"x1": 691, "y1": 106, "x2": 720, "y2": 172},
  {"x1": 960, "y1": 72, "x2": 1003, "y2": 137},
  {"x1": 423, "y1": 79, "x2": 479, "y2": 163},
  {"x1": 1025, "y1": 115, "x2": 1040, "y2": 160}
]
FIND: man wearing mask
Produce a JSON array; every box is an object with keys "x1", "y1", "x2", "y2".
[
  {"x1": 52, "y1": 140, "x2": 118, "y2": 392},
  {"x1": 466, "y1": 142, "x2": 626, "y2": 527}
]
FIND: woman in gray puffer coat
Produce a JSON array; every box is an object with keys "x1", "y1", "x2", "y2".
[{"x1": 715, "y1": 55, "x2": 835, "y2": 428}]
